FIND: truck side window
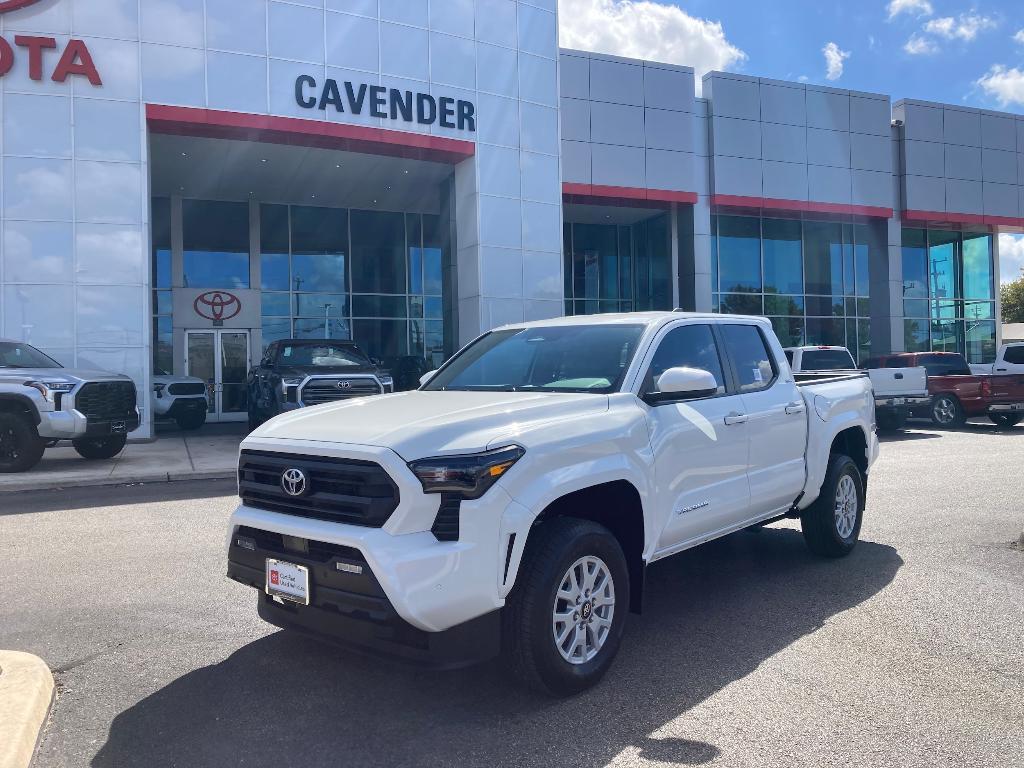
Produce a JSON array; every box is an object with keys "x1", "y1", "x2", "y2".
[
  {"x1": 644, "y1": 325, "x2": 726, "y2": 396},
  {"x1": 1004, "y1": 346, "x2": 1024, "y2": 365},
  {"x1": 721, "y1": 324, "x2": 778, "y2": 392}
]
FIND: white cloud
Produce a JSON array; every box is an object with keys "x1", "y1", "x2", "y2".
[
  {"x1": 887, "y1": 0, "x2": 933, "y2": 19},
  {"x1": 558, "y1": 0, "x2": 746, "y2": 89},
  {"x1": 999, "y1": 234, "x2": 1024, "y2": 283},
  {"x1": 976, "y1": 65, "x2": 1024, "y2": 107},
  {"x1": 904, "y1": 34, "x2": 938, "y2": 54},
  {"x1": 822, "y1": 42, "x2": 850, "y2": 81},
  {"x1": 1014, "y1": 29, "x2": 1024, "y2": 45},
  {"x1": 923, "y1": 14, "x2": 996, "y2": 41}
]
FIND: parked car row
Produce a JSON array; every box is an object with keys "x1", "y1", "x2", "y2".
[{"x1": 785, "y1": 345, "x2": 1024, "y2": 430}]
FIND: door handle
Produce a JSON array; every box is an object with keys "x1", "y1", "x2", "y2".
[
  {"x1": 724, "y1": 412, "x2": 748, "y2": 425},
  {"x1": 997, "y1": 368, "x2": 1007, "y2": 372},
  {"x1": 785, "y1": 401, "x2": 806, "y2": 415}
]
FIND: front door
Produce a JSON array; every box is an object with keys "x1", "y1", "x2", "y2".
[
  {"x1": 185, "y1": 330, "x2": 250, "y2": 423},
  {"x1": 641, "y1": 322, "x2": 752, "y2": 556}
]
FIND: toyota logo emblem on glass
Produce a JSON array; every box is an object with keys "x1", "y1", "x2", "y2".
[
  {"x1": 280, "y1": 468, "x2": 307, "y2": 497},
  {"x1": 193, "y1": 290, "x2": 242, "y2": 322}
]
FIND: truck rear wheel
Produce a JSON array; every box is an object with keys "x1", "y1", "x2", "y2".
[
  {"x1": 931, "y1": 394, "x2": 966, "y2": 428},
  {"x1": 801, "y1": 453, "x2": 864, "y2": 558},
  {"x1": 504, "y1": 517, "x2": 629, "y2": 697},
  {"x1": 0, "y1": 413, "x2": 46, "y2": 473},
  {"x1": 72, "y1": 434, "x2": 127, "y2": 460},
  {"x1": 989, "y1": 414, "x2": 1022, "y2": 428}
]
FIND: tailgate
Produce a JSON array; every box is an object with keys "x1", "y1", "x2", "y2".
[
  {"x1": 986, "y1": 374, "x2": 1024, "y2": 402},
  {"x1": 867, "y1": 367, "x2": 927, "y2": 397}
]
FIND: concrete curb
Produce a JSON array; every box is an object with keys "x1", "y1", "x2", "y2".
[
  {"x1": 0, "y1": 469, "x2": 235, "y2": 494},
  {"x1": 0, "y1": 651, "x2": 54, "y2": 768}
]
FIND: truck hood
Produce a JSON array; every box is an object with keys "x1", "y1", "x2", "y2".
[
  {"x1": 249, "y1": 390, "x2": 611, "y2": 460},
  {"x1": 0, "y1": 368, "x2": 130, "y2": 384},
  {"x1": 274, "y1": 364, "x2": 379, "y2": 378}
]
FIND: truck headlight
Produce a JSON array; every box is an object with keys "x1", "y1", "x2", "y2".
[
  {"x1": 24, "y1": 381, "x2": 75, "y2": 403},
  {"x1": 408, "y1": 445, "x2": 524, "y2": 500},
  {"x1": 379, "y1": 375, "x2": 394, "y2": 392}
]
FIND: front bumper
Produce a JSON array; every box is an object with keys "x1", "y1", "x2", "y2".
[
  {"x1": 37, "y1": 408, "x2": 140, "y2": 439},
  {"x1": 226, "y1": 527, "x2": 500, "y2": 668}
]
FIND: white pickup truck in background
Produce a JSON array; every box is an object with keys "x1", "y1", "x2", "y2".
[
  {"x1": 228, "y1": 313, "x2": 878, "y2": 696},
  {"x1": 970, "y1": 343, "x2": 1024, "y2": 376},
  {"x1": 786, "y1": 346, "x2": 928, "y2": 431}
]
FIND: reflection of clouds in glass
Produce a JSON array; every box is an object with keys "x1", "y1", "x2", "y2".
[
  {"x1": 3, "y1": 223, "x2": 73, "y2": 282},
  {"x1": 142, "y1": 0, "x2": 205, "y2": 47},
  {"x1": 3, "y1": 285, "x2": 75, "y2": 347},
  {"x1": 76, "y1": 286, "x2": 144, "y2": 347},
  {"x1": 183, "y1": 251, "x2": 250, "y2": 289},
  {"x1": 76, "y1": 225, "x2": 144, "y2": 283},
  {"x1": 76, "y1": 162, "x2": 142, "y2": 224},
  {"x1": 74, "y1": 0, "x2": 138, "y2": 37},
  {"x1": 6, "y1": 163, "x2": 73, "y2": 219}
]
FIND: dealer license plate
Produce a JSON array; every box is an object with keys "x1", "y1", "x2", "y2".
[
  {"x1": 892, "y1": 398, "x2": 905, "y2": 406},
  {"x1": 265, "y1": 559, "x2": 310, "y2": 605},
  {"x1": 110, "y1": 421, "x2": 126, "y2": 434},
  {"x1": 1012, "y1": 403, "x2": 1024, "y2": 411}
]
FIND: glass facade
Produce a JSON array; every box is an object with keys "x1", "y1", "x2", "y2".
[
  {"x1": 901, "y1": 228, "x2": 996, "y2": 363},
  {"x1": 259, "y1": 205, "x2": 446, "y2": 373},
  {"x1": 562, "y1": 214, "x2": 672, "y2": 315},
  {"x1": 149, "y1": 198, "x2": 449, "y2": 385},
  {"x1": 711, "y1": 215, "x2": 875, "y2": 362}
]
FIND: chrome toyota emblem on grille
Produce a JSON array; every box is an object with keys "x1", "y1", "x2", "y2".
[
  {"x1": 337, "y1": 380, "x2": 352, "y2": 390},
  {"x1": 281, "y1": 468, "x2": 307, "y2": 497}
]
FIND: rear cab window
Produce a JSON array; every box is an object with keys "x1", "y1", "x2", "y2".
[
  {"x1": 1003, "y1": 346, "x2": 1024, "y2": 365},
  {"x1": 720, "y1": 324, "x2": 778, "y2": 392},
  {"x1": 800, "y1": 349, "x2": 857, "y2": 371},
  {"x1": 917, "y1": 354, "x2": 971, "y2": 376}
]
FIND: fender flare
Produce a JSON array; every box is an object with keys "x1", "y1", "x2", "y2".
[{"x1": 0, "y1": 393, "x2": 42, "y2": 425}]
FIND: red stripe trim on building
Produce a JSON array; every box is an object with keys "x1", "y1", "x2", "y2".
[
  {"x1": 712, "y1": 194, "x2": 893, "y2": 219},
  {"x1": 902, "y1": 209, "x2": 1024, "y2": 229},
  {"x1": 562, "y1": 183, "x2": 698, "y2": 206},
  {"x1": 145, "y1": 104, "x2": 475, "y2": 164}
]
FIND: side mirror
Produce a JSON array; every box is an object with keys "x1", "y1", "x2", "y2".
[
  {"x1": 646, "y1": 366, "x2": 719, "y2": 403},
  {"x1": 419, "y1": 369, "x2": 438, "y2": 387},
  {"x1": 371, "y1": 357, "x2": 384, "y2": 367}
]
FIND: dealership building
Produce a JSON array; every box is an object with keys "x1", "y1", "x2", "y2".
[{"x1": 2, "y1": 0, "x2": 1023, "y2": 437}]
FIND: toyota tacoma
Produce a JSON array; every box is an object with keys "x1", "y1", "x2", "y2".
[{"x1": 227, "y1": 313, "x2": 878, "y2": 695}]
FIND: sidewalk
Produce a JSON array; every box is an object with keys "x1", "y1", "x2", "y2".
[{"x1": 0, "y1": 424, "x2": 245, "y2": 493}]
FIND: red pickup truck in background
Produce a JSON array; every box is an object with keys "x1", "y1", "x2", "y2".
[{"x1": 868, "y1": 352, "x2": 1024, "y2": 428}]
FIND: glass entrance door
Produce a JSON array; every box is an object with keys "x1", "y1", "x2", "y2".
[{"x1": 185, "y1": 330, "x2": 250, "y2": 422}]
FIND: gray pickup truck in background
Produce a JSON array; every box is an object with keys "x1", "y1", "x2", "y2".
[{"x1": 0, "y1": 339, "x2": 140, "y2": 473}]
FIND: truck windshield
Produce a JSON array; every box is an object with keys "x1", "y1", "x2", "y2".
[
  {"x1": 0, "y1": 342, "x2": 62, "y2": 369},
  {"x1": 424, "y1": 324, "x2": 646, "y2": 393},
  {"x1": 277, "y1": 343, "x2": 370, "y2": 367},
  {"x1": 801, "y1": 349, "x2": 856, "y2": 371}
]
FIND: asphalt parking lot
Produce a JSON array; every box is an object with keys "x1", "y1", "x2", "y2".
[{"x1": 1, "y1": 422, "x2": 1022, "y2": 768}]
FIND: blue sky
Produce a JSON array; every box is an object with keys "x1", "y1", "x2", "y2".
[{"x1": 559, "y1": 0, "x2": 1024, "y2": 281}]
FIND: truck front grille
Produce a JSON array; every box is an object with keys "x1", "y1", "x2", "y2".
[
  {"x1": 168, "y1": 382, "x2": 206, "y2": 396},
  {"x1": 238, "y1": 450, "x2": 399, "y2": 527},
  {"x1": 299, "y1": 377, "x2": 382, "y2": 406},
  {"x1": 75, "y1": 381, "x2": 137, "y2": 421}
]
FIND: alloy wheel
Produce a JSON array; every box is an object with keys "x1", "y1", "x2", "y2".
[
  {"x1": 834, "y1": 473, "x2": 858, "y2": 539},
  {"x1": 551, "y1": 555, "x2": 615, "y2": 664},
  {"x1": 933, "y1": 396, "x2": 956, "y2": 425}
]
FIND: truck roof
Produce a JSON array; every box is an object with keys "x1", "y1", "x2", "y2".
[{"x1": 493, "y1": 311, "x2": 770, "y2": 332}]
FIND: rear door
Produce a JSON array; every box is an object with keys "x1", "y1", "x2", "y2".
[
  {"x1": 720, "y1": 322, "x2": 808, "y2": 516},
  {"x1": 996, "y1": 345, "x2": 1024, "y2": 374},
  {"x1": 640, "y1": 322, "x2": 751, "y2": 554}
]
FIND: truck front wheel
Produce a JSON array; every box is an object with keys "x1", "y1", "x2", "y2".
[
  {"x1": 504, "y1": 517, "x2": 629, "y2": 697},
  {"x1": 0, "y1": 412, "x2": 46, "y2": 473},
  {"x1": 72, "y1": 435, "x2": 127, "y2": 461},
  {"x1": 801, "y1": 453, "x2": 864, "y2": 558}
]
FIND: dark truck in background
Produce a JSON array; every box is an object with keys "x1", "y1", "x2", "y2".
[
  {"x1": 246, "y1": 339, "x2": 394, "y2": 429},
  {"x1": 868, "y1": 352, "x2": 1024, "y2": 428}
]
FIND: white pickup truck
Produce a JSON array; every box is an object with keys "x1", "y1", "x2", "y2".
[
  {"x1": 227, "y1": 313, "x2": 878, "y2": 695},
  {"x1": 970, "y1": 342, "x2": 1024, "y2": 376},
  {"x1": 786, "y1": 346, "x2": 928, "y2": 431}
]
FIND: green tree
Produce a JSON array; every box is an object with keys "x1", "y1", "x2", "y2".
[{"x1": 1001, "y1": 276, "x2": 1024, "y2": 323}]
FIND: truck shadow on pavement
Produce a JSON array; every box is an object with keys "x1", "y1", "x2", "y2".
[{"x1": 93, "y1": 528, "x2": 902, "y2": 768}]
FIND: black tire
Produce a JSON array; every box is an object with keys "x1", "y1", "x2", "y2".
[
  {"x1": 0, "y1": 412, "x2": 46, "y2": 473},
  {"x1": 876, "y1": 409, "x2": 907, "y2": 432},
  {"x1": 801, "y1": 453, "x2": 865, "y2": 558},
  {"x1": 503, "y1": 517, "x2": 629, "y2": 697},
  {"x1": 931, "y1": 394, "x2": 966, "y2": 428},
  {"x1": 989, "y1": 414, "x2": 1023, "y2": 428},
  {"x1": 72, "y1": 434, "x2": 127, "y2": 461},
  {"x1": 175, "y1": 409, "x2": 207, "y2": 431}
]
